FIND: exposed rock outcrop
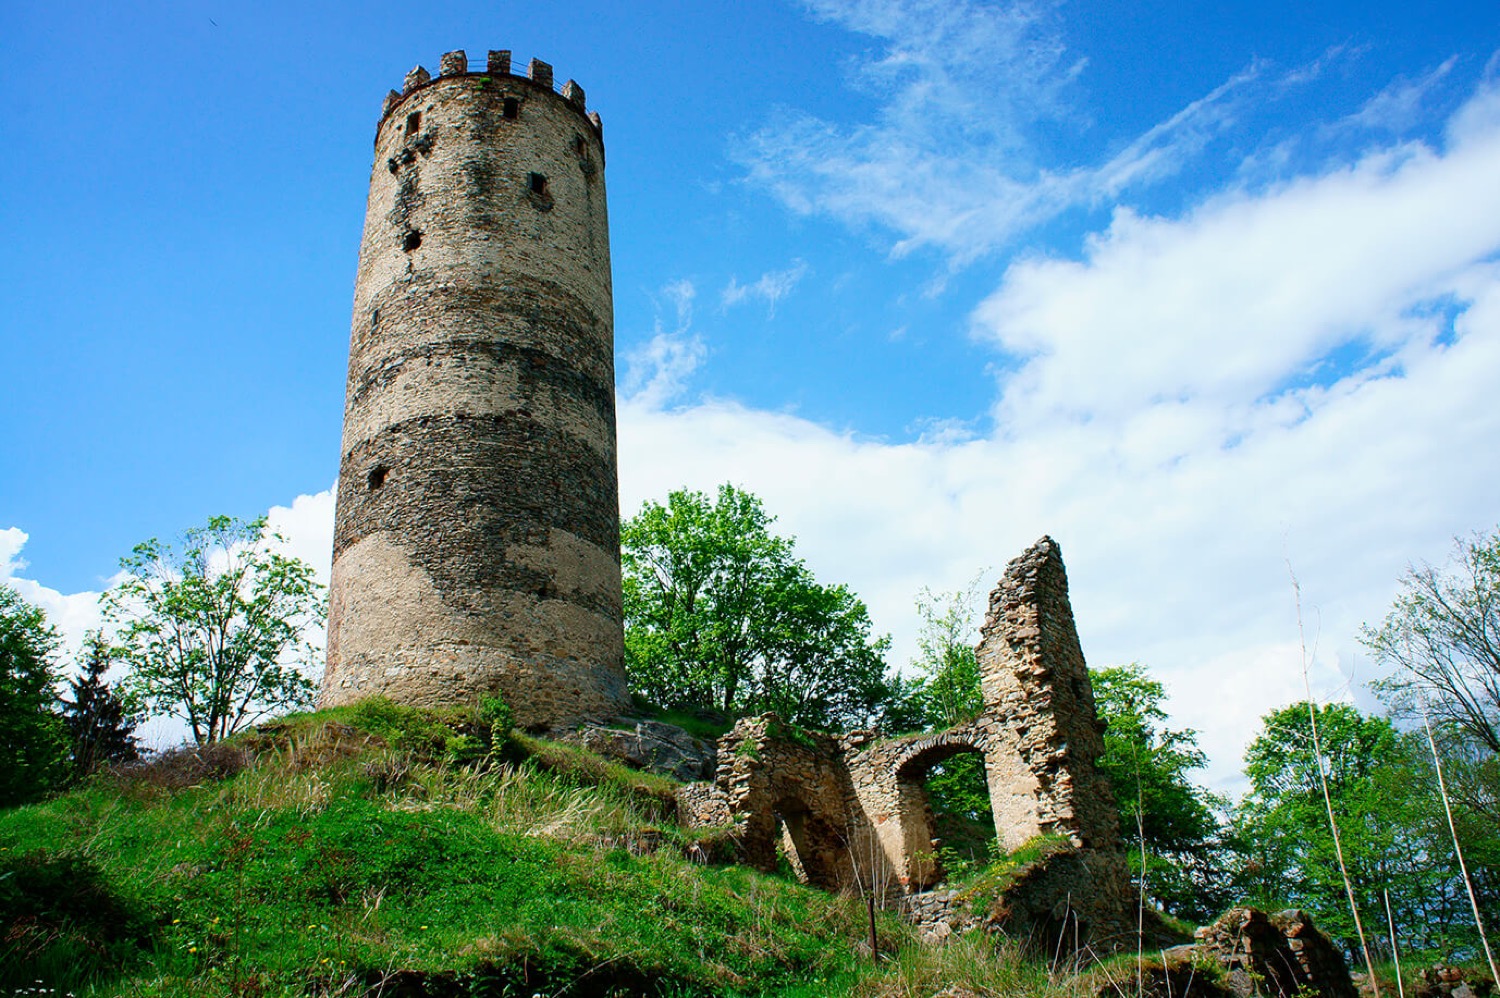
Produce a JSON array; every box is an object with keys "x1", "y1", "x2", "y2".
[
  {"x1": 1192, "y1": 907, "x2": 1357, "y2": 998},
  {"x1": 562, "y1": 718, "x2": 717, "y2": 782}
]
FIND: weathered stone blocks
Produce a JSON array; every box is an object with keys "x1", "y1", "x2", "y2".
[
  {"x1": 676, "y1": 537, "x2": 1132, "y2": 950},
  {"x1": 323, "y1": 53, "x2": 628, "y2": 729}
]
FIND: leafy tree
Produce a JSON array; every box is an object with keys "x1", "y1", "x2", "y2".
[
  {"x1": 1362, "y1": 527, "x2": 1500, "y2": 756},
  {"x1": 887, "y1": 581, "x2": 995, "y2": 871},
  {"x1": 887, "y1": 580, "x2": 986, "y2": 733},
  {"x1": 1233, "y1": 702, "x2": 1455, "y2": 957},
  {"x1": 61, "y1": 632, "x2": 139, "y2": 775},
  {"x1": 0, "y1": 586, "x2": 70, "y2": 806},
  {"x1": 1091, "y1": 664, "x2": 1227, "y2": 921},
  {"x1": 102, "y1": 515, "x2": 325, "y2": 745},
  {"x1": 1360, "y1": 529, "x2": 1500, "y2": 948},
  {"x1": 621, "y1": 484, "x2": 892, "y2": 731}
]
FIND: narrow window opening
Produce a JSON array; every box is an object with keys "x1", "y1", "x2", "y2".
[
  {"x1": 370, "y1": 307, "x2": 381, "y2": 330},
  {"x1": 402, "y1": 230, "x2": 422, "y2": 252},
  {"x1": 572, "y1": 134, "x2": 585, "y2": 155},
  {"x1": 502, "y1": 97, "x2": 519, "y2": 119},
  {"x1": 367, "y1": 465, "x2": 389, "y2": 490},
  {"x1": 406, "y1": 111, "x2": 422, "y2": 134},
  {"x1": 528, "y1": 172, "x2": 548, "y2": 195}
]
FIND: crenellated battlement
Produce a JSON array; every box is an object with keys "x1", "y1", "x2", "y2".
[{"x1": 379, "y1": 49, "x2": 599, "y2": 132}]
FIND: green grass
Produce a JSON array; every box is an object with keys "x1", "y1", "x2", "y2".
[
  {"x1": 952, "y1": 833, "x2": 1075, "y2": 907},
  {"x1": 0, "y1": 707, "x2": 903, "y2": 997},
  {"x1": 0, "y1": 704, "x2": 1204, "y2": 998}
]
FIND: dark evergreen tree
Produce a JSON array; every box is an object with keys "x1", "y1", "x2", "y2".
[{"x1": 61, "y1": 632, "x2": 139, "y2": 775}]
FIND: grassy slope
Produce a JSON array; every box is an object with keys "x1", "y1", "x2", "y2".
[
  {"x1": 0, "y1": 702, "x2": 906, "y2": 997},
  {"x1": 7, "y1": 702, "x2": 1447, "y2": 998}
]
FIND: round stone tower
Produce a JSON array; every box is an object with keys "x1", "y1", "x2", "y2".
[{"x1": 322, "y1": 50, "x2": 629, "y2": 728}]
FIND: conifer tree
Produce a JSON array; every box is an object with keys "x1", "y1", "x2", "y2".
[{"x1": 61, "y1": 632, "x2": 139, "y2": 775}]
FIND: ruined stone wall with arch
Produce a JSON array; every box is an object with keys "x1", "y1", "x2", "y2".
[{"x1": 677, "y1": 537, "x2": 1131, "y2": 947}]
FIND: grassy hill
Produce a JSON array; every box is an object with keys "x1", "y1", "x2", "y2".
[{"x1": 0, "y1": 701, "x2": 1160, "y2": 998}]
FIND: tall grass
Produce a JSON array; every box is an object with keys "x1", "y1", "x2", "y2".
[
  {"x1": 1422, "y1": 712, "x2": 1498, "y2": 984},
  {"x1": 1290, "y1": 568, "x2": 1381, "y2": 996}
]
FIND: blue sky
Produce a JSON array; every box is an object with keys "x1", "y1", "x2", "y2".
[{"x1": 5, "y1": 0, "x2": 1500, "y2": 786}]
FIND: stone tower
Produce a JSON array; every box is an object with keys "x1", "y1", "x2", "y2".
[{"x1": 322, "y1": 50, "x2": 629, "y2": 728}]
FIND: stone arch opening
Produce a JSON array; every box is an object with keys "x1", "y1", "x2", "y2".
[
  {"x1": 772, "y1": 795, "x2": 841, "y2": 889},
  {"x1": 894, "y1": 739, "x2": 996, "y2": 890}
]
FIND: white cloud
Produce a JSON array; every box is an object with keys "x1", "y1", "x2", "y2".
[
  {"x1": 617, "y1": 78, "x2": 1500, "y2": 792},
  {"x1": 622, "y1": 279, "x2": 707, "y2": 408},
  {"x1": 266, "y1": 488, "x2": 336, "y2": 590},
  {"x1": 740, "y1": 0, "x2": 1272, "y2": 259},
  {"x1": 975, "y1": 99, "x2": 1500, "y2": 434},
  {"x1": 1341, "y1": 57, "x2": 1457, "y2": 135},
  {"x1": 721, "y1": 260, "x2": 809, "y2": 317},
  {"x1": 1, "y1": 527, "x2": 108, "y2": 661}
]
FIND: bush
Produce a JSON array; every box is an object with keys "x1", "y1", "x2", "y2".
[{"x1": 109, "y1": 742, "x2": 254, "y2": 793}]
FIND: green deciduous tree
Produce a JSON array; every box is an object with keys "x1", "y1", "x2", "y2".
[
  {"x1": 0, "y1": 585, "x2": 70, "y2": 806},
  {"x1": 886, "y1": 581, "x2": 995, "y2": 872},
  {"x1": 621, "y1": 484, "x2": 893, "y2": 731},
  {"x1": 1361, "y1": 529, "x2": 1500, "y2": 952},
  {"x1": 1233, "y1": 702, "x2": 1463, "y2": 957},
  {"x1": 1363, "y1": 527, "x2": 1500, "y2": 756},
  {"x1": 61, "y1": 632, "x2": 140, "y2": 775},
  {"x1": 887, "y1": 580, "x2": 986, "y2": 733},
  {"x1": 1091, "y1": 664, "x2": 1227, "y2": 922},
  {"x1": 103, "y1": 515, "x2": 325, "y2": 745}
]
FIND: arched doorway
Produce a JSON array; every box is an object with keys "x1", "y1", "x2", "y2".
[
  {"x1": 894, "y1": 741, "x2": 997, "y2": 890},
  {"x1": 772, "y1": 796, "x2": 841, "y2": 888}
]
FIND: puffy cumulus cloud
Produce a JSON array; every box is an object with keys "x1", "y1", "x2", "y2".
[
  {"x1": 621, "y1": 80, "x2": 1500, "y2": 792},
  {"x1": 976, "y1": 85, "x2": 1500, "y2": 433},
  {"x1": 266, "y1": 487, "x2": 336, "y2": 589},
  {"x1": 0, "y1": 527, "x2": 108, "y2": 659}
]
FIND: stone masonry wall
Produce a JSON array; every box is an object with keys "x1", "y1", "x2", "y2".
[
  {"x1": 323, "y1": 51, "x2": 629, "y2": 728},
  {"x1": 976, "y1": 536, "x2": 1121, "y2": 854},
  {"x1": 676, "y1": 538, "x2": 1130, "y2": 949},
  {"x1": 710, "y1": 716, "x2": 861, "y2": 890}
]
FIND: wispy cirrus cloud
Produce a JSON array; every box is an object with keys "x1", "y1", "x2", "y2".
[
  {"x1": 721, "y1": 260, "x2": 809, "y2": 317},
  {"x1": 621, "y1": 279, "x2": 708, "y2": 408},
  {"x1": 739, "y1": 0, "x2": 1274, "y2": 260}
]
